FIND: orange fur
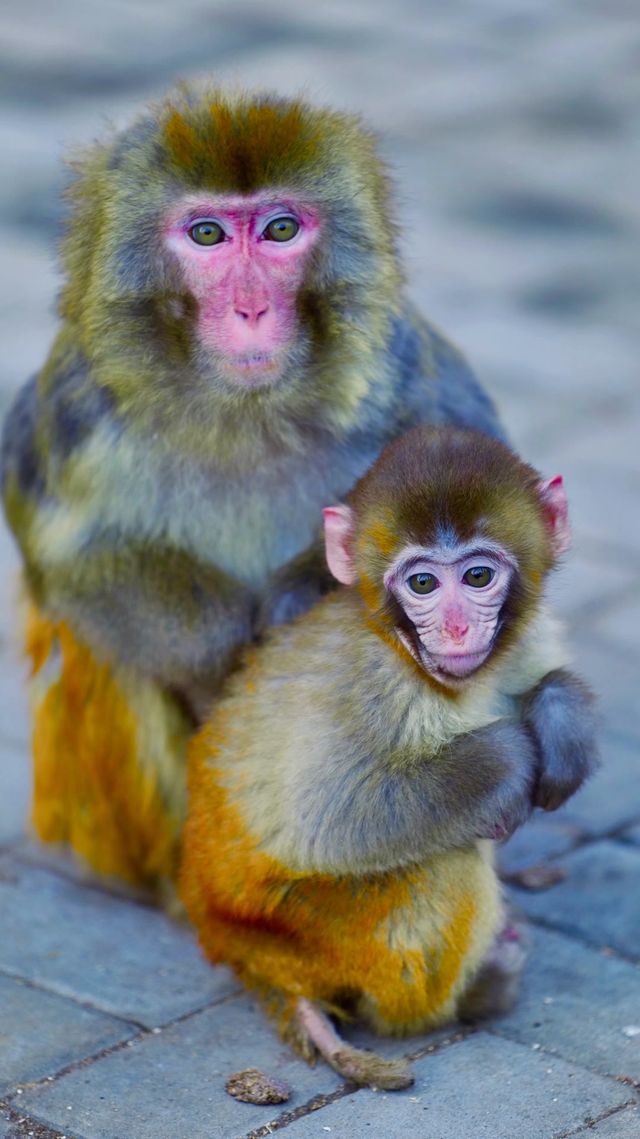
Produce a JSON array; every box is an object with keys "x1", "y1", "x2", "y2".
[
  {"x1": 26, "y1": 605, "x2": 188, "y2": 894},
  {"x1": 181, "y1": 716, "x2": 500, "y2": 1038}
]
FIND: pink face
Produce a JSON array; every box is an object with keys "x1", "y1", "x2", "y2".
[
  {"x1": 383, "y1": 542, "x2": 515, "y2": 685},
  {"x1": 164, "y1": 193, "x2": 321, "y2": 386},
  {"x1": 324, "y1": 477, "x2": 569, "y2": 690}
]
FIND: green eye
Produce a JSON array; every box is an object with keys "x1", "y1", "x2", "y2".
[
  {"x1": 463, "y1": 566, "x2": 494, "y2": 588},
  {"x1": 263, "y1": 216, "x2": 300, "y2": 242},
  {"x1": 408, "y1": 572, "x2": 438, "y2": 595},
  {"x1": 189, "y1": 220, "x2": 224, "y2": 246}
]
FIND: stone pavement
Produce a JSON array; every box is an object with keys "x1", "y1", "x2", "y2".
[{"x1": 1, "y1": 2, "x2": 639, "y2": 1136}]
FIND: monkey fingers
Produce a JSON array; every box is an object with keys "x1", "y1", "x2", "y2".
[{"x1": 295, "y1": 998, "x2": 414, "y2": 1091}]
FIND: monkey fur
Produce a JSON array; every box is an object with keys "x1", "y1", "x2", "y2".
[
  {"x1": 1, "y1": 88, "x2": 508, "y2": 897},
  {"x1": 181, "y1": 426, "x2": 598, "y2": 1089}
]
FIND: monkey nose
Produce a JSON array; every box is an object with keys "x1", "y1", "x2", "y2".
[
  {"x1": 234, "y1": 300, "x2": 269, "y2": 325},
  {"x1": 444, "y1": 622, "x2": 469, "y2": 642}
]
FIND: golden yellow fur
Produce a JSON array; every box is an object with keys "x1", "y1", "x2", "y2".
[
  {"x1": 181, "y1": 591, "x2": 566, "y2": 1041},
  {"x1": 27, "y1": 604, "x2": 189, "y2": 900}
]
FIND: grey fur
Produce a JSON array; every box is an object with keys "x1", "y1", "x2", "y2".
[
  {"x1": 520, "y1": 668, "x2": 600, "y2": 810},
  {"x1": 0, "y1": 307, "x2": 504, "y2": 700},
  {"x1": 292, "y1": 718, "x2": 538, "y2": 875}
]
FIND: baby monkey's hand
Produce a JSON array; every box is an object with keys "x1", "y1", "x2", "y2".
[{"x1": 521, "y1": 669, "x2": 600, "y2": 811}]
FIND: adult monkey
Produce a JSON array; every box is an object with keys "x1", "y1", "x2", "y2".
[{"x1": 2, "y1": 88, "x2": 529, "y2": 901}]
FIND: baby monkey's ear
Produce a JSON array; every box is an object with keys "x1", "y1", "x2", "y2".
[
  {"x1": 323, "y1": 505, "x2": 357, "y2": 585},
  {"x1": 537, "y1": 475, "x2": 571, "y2": 557}
]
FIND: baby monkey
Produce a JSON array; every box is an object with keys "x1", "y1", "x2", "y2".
[{"x1": 181, "y1": 426, "x2": 597, "y2": 1091}]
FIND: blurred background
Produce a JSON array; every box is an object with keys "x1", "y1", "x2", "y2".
[{"x1": 0, "y1": 0, "x2": 638, "y2": 855}]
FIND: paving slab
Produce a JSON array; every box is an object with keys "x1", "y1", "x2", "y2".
[
  {"x1": 511, "y1": 841, "x2": 640, "y2": 961},
  {"x1": 499, "y1": 812, "x2": 581, "y2": 875},
  {"x1": 17, "y1": 995, "x2": 342, "y2": 1139},
  {"x1": 278, "y1": 1033, "x2": 632, "y2": 1139},
  {"x1": 0, "y1": 974, "x2": 136, "y2": 1096},
  {"x1": 492, "y1": 926, "x2": 640, "y2": 1081},
  {"x1": 0, "y1": 741, "x2": 30, "y2": 844},
  {"x1": 0, "y1": 854, "x2": 237, "y2": 1026},
  {"x1": 590, "y1": 594, "x2": 640, "y2": 658},
  {"x1": 559, "y1": 733, "x2": 640, "y2": 838},
  {"x1": 582, "y1": 1106, "x2": 640, "y2": 1137},
  {"x1": 561, "y1": 635, "x2": 640, "y2": 745}
]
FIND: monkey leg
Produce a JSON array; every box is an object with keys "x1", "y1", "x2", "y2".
[
  {"x1": 294, "y1": 998, "x2": 414, "y2": 1091},
  {"x1": 26, "y1": 604, "x2": 191, "y2": 903},
  {"x1": 457, "y1": 921, "x2": 527, "y2": 1022}
]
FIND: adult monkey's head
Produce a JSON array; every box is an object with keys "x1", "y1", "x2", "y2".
[{"x1": 60, "y1": 87, "x2": 403, "y2": 439}]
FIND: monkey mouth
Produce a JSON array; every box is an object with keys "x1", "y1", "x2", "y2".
[
  {"x1": 234, "y1": 353, "x2": 276, "y2": 369},
  {"x1": 220, "y1": 352, "x2": 285, "y2": 387},
  {"x1": 428, "y1": 650, "x2": 491, "y2": 680}
]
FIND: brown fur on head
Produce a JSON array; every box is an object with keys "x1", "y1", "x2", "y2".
[
  {"x1": 326, "y1": 426, "x2": 569, "y2": 671},
  {"x1": 57, "y1": 85, "x2": 404, "y2": 456}
]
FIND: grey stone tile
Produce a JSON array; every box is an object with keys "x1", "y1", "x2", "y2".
[
  {"x1": 0, "y1": 652, "x2": 29, "y2": 753},
  {"x1": 560, "y1": 733, "x2": 640, "y2": 837},
  {"x1": 0, "y1": 740, "x2": 30, "y2": 844},
  {"x1": 563, "y1": 635, "x2": 640, "y2": 744},
  {"x1": 545, "y1": 542, "x2": 640, "y2": 628},
  {"x1": 280, "y1": 1034, "x2": 632, "y2": 1139},
  {"x1": 19, "y1": 995, "x2": 342, "y2": 1139},
  {"x1": 0, "y1": 855, "x2": 237, "y2": 1026},
  {"x1": 589, "y1": 594, "x2": 640, "y2": 659},
  {"x1": 493, "y1": 926, "x2": 640, "y2": 1080},
  {"x1": 499, "y1": 812, "x2": 581, "y2": 875},
  {"x1": 585, "y1": 1106, "x2": 640, "y2": 1137},
  {"x1": 511, "y1": 841, "x2": 640, "y2": 961},
  {"x1": 0, "y1": 973, "x2": 135, "y2": 1095}
]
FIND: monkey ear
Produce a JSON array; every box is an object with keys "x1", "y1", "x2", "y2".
[
  {"x1": 538, "y1": 476, "x2": 571, "y2": 557},
  {"x1": 322, "y1": 505, "x2": 357, "y2": 585}
]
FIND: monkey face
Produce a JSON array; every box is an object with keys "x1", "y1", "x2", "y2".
[
  {"x1": 324, "y1": 426, "x2": 572, "y2": 692},
  {"x1": 383, "y1": 541, "x2": 516, "y2": 687},
  {"x1": 164, "y1": 193, "x2": 321, "y2": 387}
]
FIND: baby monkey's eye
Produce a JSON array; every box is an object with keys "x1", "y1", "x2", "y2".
[
  {"x1": 189, "y1": 220, "x2": 224, "y2": 246},
  {"x1": 263, "y1": 217, "x2": 300, "y2": 242},
  {"x1": 463, "y1": 566, "x2": 494, "y2": 588},
  {"x1": 408, "y1": 572, "x2": 438, "y2": 595}
]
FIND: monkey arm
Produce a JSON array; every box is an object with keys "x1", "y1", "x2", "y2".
[
  {"x1": 279, "y1": 718, "x2": 538, "y2": 877},
  {"x1": 492, "y1": 610, "x2": 599, "y2": 811},
  {"x1": 520, "y1": 669, "x2": 600, "y2": 810},
  {"x1": 27, "y1": 542, "x2": 254, "y2": 717}
]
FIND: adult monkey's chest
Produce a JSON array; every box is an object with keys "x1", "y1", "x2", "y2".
[{"x1": 150, "y1": 429, "x2": 385, "y2": 589}]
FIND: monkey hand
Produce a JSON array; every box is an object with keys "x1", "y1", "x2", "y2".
[
  {"x1": 445, "y1": 720, "x2": 538, "y2": 844},
  {"x1": 520, "y1": 669, "x2": 600, "y2": 811}
]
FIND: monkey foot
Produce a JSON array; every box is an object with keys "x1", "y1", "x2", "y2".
[
  {"x1": 295, "y1": 998, "x2": 414, "y2": 1091},
  {"x1": 458, "y1": 921, "x2": 527, "y2": 1021}
]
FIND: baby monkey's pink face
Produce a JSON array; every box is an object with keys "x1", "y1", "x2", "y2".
[
  {"x1": 383, "y1": 542, "x2": 516, "y2": 685},
  {"x1": 165, "y1": 193, "x2": 320, "y2": 386}
]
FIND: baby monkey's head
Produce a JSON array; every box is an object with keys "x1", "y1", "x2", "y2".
[{"x1": 323, "y1": 426, "x2": 570, "y2": 690}]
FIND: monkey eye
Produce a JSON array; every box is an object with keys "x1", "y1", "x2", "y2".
[
  {"x1": 463, "y1": 566, "x2": 494, "y2": 588},
  {"x1": 189, "y1": 220, "x2": 225, "y2": 246},
  {"x1": 408, "y1": 572, "x2": 438, "y2": 595},
  {"x1": 263, "y1": 216, "x2": 300, "y2": 242}
]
